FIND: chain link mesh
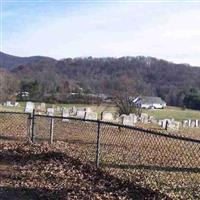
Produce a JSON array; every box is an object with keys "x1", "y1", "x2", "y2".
[
  {"x1": 99, "y1": 124, "x2": 200, "y2": 199},
  {"x1": 0, "y1": 112, "x2": 199, "y2": 199},
  {"x1": 0, "y1": 112, "x2": 30, "y2": 141}
]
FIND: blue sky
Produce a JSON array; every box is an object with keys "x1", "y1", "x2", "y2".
[{"x1": 1, "y1": 0, "x2": 200, "y2": 66}]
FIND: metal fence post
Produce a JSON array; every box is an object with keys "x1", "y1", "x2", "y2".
[
  {"x1": 28, "y1": 113, "x2": 32, "y2": 141},
  {"x1": 96, "y1": 120, "x2": 101, "y2": 167},
  {"x1": 49, "y1": 117, "x2": 54, "y2": 144},
  {"x1": 31, "y1": 109, "x2": 35, "y2": 143}
]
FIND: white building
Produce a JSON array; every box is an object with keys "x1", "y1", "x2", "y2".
[{"x1": 134, "y1": 96, "x2": 166, "y2": 109}]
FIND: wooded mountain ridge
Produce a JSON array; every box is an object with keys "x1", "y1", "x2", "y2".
[{"x1": 1, "y1": 51, "x2": 200, "y2": 109}]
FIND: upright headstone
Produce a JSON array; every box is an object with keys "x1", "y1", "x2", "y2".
[
  {"x1": 122, "y1": 115, "x2": 134, "y2": 126},
  {"x1": 182, "y1": 120, "x2": 189, "y2": 128},
  {"x1": 25, "y1": 102, "x2": 35, "y2": 113},
  {"x1": 161, "y1": 119, "x2": 172, "y2": 129},
  {"x1": 167, "y1": 121, "x2": 180, "y2": 131},
  {"x1": 35, "y1": 105, "x2": 42, "y2": 114},
  {"x1": 129, "y1": 113, "x2": 138, "y2": 124},
  {"x1": 85, "y1": 112, "x2": 98, "y2": 120},
  {"x1": 101, "y1": 112, "x2": 114, "y2": 122},
  {"x1": 62, "y1": 109, "x2": 70, "y2": 122},
  {"x1": 76, "y1": 110, "x2": 86, "y2": 119},
  {"x1": 188, "y1": 119, "x2": 192, "y2": 127},
  {"x1": 195, "y1": 119, "x2": 199, "y2": 127},
  {"x1": 47, "y1": 108, "x2": 54, "y2": 116}
]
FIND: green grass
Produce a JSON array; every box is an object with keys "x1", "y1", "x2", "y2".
[{"x1": 146, "y1": 106, "x2": 200, "y2": 121}]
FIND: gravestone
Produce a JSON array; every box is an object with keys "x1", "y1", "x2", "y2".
[
  {"x1": 188, "y1": 119, "x2": 192, "y2": 127},
  {"x1": 62, "y1": 109, "x2": 70, "y2": 122},
  {"x1": 195, "y1": 119, "x2": 199, "y2": 127},
  {"x1": 85, "y1": 112, "x2": 98, "y2": 120},
  {"x1": 161, "y1": 119, "x2": 172, "y2": 129},
  {"x1": 101, "y1": 112, "x2": 114, "y2": 122},
  {"x1": 129, "y1": 113, "x2": 138, "y2": 124},
  {"x1": 47, "y1": 108, "x2": 54, "y2": 116},
  {"x1": 36, "y1": 105, "x2": 42, "y2": 114},
  {"x1": 182, "y1": 120, "x2": 189, "y2": 128},
  {"x1": 76, "y1": 110, "x2": 86, "y2": 119},
  {"x1": 191, "y1": 120, "x2": 196, "y2": 128},
  {"x1": 25, "y1": 102, "x2": 35, "y2": 113},
  {"x1": 167, "y1": 121, "x2": 180, "y2": 131},
  {"x1": 122, "y1": 115, "x2": 134, "y2": 126},
  {"x1": 5, "y1": 101, "x2": 12, "y2": 107}
]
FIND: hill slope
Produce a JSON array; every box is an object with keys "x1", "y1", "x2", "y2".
[
  {"x1": 0, "y1": 51, "x2": 57, "y2": 70},
  {"x1": 0, "y1": 52, "x2": 200, "y2": 106}
]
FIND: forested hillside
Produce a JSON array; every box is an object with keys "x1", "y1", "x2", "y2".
[{"x1": 1, "y1": 52, "x2": 200, "y2": 109}]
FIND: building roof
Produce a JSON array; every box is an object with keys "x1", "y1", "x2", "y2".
[{"x1": 141, "y1": 96, "x2": 166, "y2": 105}]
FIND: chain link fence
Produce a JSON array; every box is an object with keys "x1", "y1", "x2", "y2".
[
  {"x1": 0, "y1": 111, "x2": 200, "y2": 199},
  {"x1": 0, "y1": 112, "x2": 31, "y2": 141}
]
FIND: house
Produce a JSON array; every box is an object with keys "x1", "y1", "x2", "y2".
[{"x1": 134, "y1": 96, "x2": 166, "y2": 109}]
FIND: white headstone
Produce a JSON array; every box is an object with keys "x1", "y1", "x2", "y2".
[
  {"x1": 85, "y1": 112, "x2": 98, "y2": 120},
  {"x1": 195, "y1": 119, "x2": 199, "y2": 127},
  {"x1": 129, "y1": 113, "x2": 138, "y2": 124},
  {"x1": 101, "y1": 112, "x2": 114, "y2": 121},
  {"x1": 76, "y1": 110, "x2": 86, "y2": 119},
  {"x1": 182, "y1": 120, "x2": 189, "y2": 128},
  {"x1": 25, "y1": 102, "x2": 35, "y2": 113},
  {"x1": 161, "y1": 119, "x2": 172, "y2": 129},
  {"x1": 122, "y1": 115, "x2": 134, "y2": 126},
  {"x1": 191, "y1": 120, "x2": 196, "y2": 128},
  {"x1": 167, "y1": 121, "x2": 180, "y2": 131},
  {"x1": 47, "y1": 108, "x2": 54, "y2": 116},
  {"x1": 62, "y1": 109, "x2": 70, "y2": 122}
]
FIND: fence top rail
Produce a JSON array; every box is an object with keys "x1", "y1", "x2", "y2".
[
  {"x1": 34, "y1": 114, "x2": 200, "y2": 145},
  {"x1": 0, "y1": 111, "x2": 30, "y2": 115}
]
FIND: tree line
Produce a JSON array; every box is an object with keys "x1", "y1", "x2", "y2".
[{"x1": 1, "y1": 55, "x2": 200, "y2": 110}]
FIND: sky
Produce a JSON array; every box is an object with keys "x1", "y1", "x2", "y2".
[{"x1": 1, "y1": 0, "x2": 200, "y2": 66}]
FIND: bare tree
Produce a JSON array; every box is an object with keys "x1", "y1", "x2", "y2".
[
  {"x1": 0, "y1": 70, "x2": 19, "y2": 102},
  {"x1": 113, "y1": 94, "x2": 141, "y2": 115}
]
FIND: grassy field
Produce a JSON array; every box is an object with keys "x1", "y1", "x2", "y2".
[{"x1": 146, "y1": 106, "x2": 200, "y2": 121}]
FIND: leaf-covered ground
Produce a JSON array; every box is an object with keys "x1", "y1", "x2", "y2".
[{"x1": 0, "y1": 141, "x2": 170, "y2": 200}]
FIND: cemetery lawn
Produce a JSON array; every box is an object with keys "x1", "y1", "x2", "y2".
[
  {"x1": 0, "y1": 102, "x2": 199, "y2": 121},
  {"x1": 146, "y1": 106, "x2": 200, "y2": 121}
]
